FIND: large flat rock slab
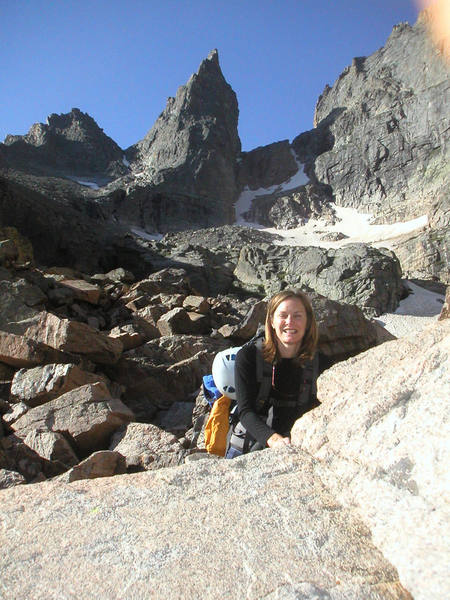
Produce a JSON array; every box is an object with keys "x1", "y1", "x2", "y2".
[
  {"x1": 292, "y1": 320, "x2": 450, "y2": 600},
  {"x1": 0, "y1": 449, "x2": 410, "y2": 600}
]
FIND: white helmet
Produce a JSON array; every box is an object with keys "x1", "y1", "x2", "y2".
[{"x1": 211, "y1": 347, "x2": 241, "y2": 400}]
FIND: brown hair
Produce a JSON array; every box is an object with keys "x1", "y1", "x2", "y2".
[{"x1": 263, "y1": 289, "x2": 318, "y2": 365}]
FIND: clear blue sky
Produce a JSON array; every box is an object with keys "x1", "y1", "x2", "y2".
[{"x1": 1, "y1": 0, "x2": 420, "y2": 152}]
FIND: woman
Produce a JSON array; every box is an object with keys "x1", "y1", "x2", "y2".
[{"x1": 226, "y1": 289, "x2": 323, "y2": 458}]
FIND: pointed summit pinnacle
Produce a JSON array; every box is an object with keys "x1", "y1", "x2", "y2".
[{"x1": 207, "y1": 49, "x2": 219, "y2": 64}]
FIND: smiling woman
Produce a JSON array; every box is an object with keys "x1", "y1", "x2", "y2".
[{"x1": 225, "y1": 289, "x2": 328, "y2": 458}]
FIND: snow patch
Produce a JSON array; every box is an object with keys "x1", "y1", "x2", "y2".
[
  {"x1": 122, "y1": 155, "x2": 130, "y2": 167},
  {"x1": 130, "y1": 227, "x2": 162, "y2": 241},
  {"x1": 262, "y1": 206, "x2": 428, "y2": 249},
  {"x1": 69, "y1": 178, "x2": 100, "y2": 190},
  {"x1": 375, "y1": 281, "x2": 444, "y2": 338},
  {"x1": 235, "y1": 156, "x2": 309, "y2": 224}
]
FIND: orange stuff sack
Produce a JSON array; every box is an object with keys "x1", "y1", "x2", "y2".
[{"x1": 204, "y1": 395, "x2": 232, "y2": 457}]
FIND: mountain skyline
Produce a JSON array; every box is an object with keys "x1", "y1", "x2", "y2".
[{"x1": 1, "y1": 1, "x2": 420, "y2": 151}]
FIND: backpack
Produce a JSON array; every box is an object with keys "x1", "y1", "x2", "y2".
[{"x1": 203, "y1": 337, "x2": 319, "y2": 457}]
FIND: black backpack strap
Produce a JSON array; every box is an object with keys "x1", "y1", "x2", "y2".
[
  {"x1": 254, "y1": 338, "x2": 273, "y2": 413},
  {"x1": 297, "y1": 353, "x2": 319, "y2": 407}
]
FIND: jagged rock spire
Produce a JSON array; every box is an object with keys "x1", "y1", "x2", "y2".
[{"x1": 127, "y1": 50, "x2": 241, "y2": 221}]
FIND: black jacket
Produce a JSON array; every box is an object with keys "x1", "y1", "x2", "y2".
[{"x1": 235, "y1": 343, "x2": 330, "y2": 447}]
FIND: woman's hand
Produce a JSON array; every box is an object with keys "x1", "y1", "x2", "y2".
[{"x1": 267, "y1": 433, "x2": 291, "y2": 448}]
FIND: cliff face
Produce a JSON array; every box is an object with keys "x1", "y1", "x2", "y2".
[
  {"x1": 124, "y1": 49, "x2": 241, "y2": 226},
  {"x1": 307, "y1": 18, "x2": 449, "y2": 224}
]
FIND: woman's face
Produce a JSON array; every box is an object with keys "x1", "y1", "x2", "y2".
[{"x1": 271, "y1": 297, "x2": 307, "y2": 353}]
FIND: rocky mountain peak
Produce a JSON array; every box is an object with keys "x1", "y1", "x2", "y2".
[
  {"x1": 5, "y1": 108, "x2": 108, "y2": 147},
  {"x1": 125, "y1": 49, "x2": 241, "y2": 224},
  {"x1": 45, "y1": 107, "x2": 104, "y2": 140},
  {"x1": 207, "y1": 48, "x2": 219, "y2": 62},
  {"x1": 2, "y1": 108, "x2": 126, "y2": 179},
  {"x1": 304, "y1": 14, "x2": 450, "y2": 227}
]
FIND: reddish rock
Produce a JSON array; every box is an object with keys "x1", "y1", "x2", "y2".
[
  {"x1": 23, "y1": 312, "x2": 123, "y2": 365},
  {"x1": 109, "y1": 423, "x2": 186, "y2": 470},
  {"x1": 59, "y1": 279, "x2": 102, "y2": 305},
  {"x1": 10, "y1": 363, "x2": 106, "y2": 407},
  {"x1": 23, "y1": 430, "x2": 79, "y2": 468},
  {"x1": 183, "y1": 295, "x2": 210, "y2": 314},
  {"x1": 156, "y1": 307, "x2": 193, "y2": 336},
  {"x1": 12, "y1": 382, "x2": 134, "y2": 457},
  {"x1": 0, "y1": 331, "x2": 66, "y2": 368},
  {"x1": 63, "y1": 450, "x2": 126, "y2": 482},
  {"x1": 109, "y1": 324, "x2": 147, "y2": 351}
]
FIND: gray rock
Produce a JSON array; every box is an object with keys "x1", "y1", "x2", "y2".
[
  {"x1": 0, "y1": 277, "x2": 46, "y2": 330},
  {"x1": 1, "y1": 431, "x2": 66, "y2": 481},
  {"x1": 102, "y1": 267, "x2": 135, "y2": 283},
  {"x1": 218, "y1": 299, "x2": 266, "y2": 341},
  {"x1": 238, "y1": 140, "x2": 298, "y2": 190},
  {"x1": 154, "y1": 401, "x2": 195, "y2": 436},
  {"x1": 313, "y1": 292, "x2": 395, "y2": 362},
  {"x1": 438, "y1": 286, "x2": 449, "y2": 320},
  {"x1": 292, "y1": 319, "x2": 450, "y2": 600},
  {"x1": 159, "y1": 224, "x2": 282, "y2": 257},
  {"x1": 122, "y1": 49, "x2": 241, "y2": 230},
  {"x1": 0, "y1": 173, "x2": 154, "y2": 276},
  {"x1": 183, "y1": 387, "x2": 211, "y2": 449},
  {"x1": 109, "y1": 422, "x2": 186, "y2": 470},
  {"x1": 234, "y1": 243, "x2": 403, "y2": 316},
  {"x1": 0, "y1": 450, "x2": 411, "y2": 599},
  {"x1": 391, "y1": 225, "x2": 450, "y2": 284},
  {"x1": 107, "y1": 335, "x2": 228, "y2": 420},
  {"x1": 321, "y1": 231, "x2": 348, "y2": 242},
  {"x1": 3, "y1": 108, "x2": 127, "y2": 180},
  {"x1": 0, "y1": 468, "x2": 26, "y2": 489},
  {"x1": 300, "y1": 18, "x2": 450, "y2": 224},
  {"x1": 126, "y1": 267, "x2": 193, "y2": 298},
  {"x1": 244, "y1": 183, "x2": 335, "y2": 229},
  {"x1": 2, "y1": 401, "x2": 30, "y2": 425},
  {"x1": 10, "y1": 363, "x2": 105, "y2": 407}
]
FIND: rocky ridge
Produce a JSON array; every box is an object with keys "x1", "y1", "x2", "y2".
[
  {"x1": 2, "y1": 108, "x2": 127, "y2": 181},
  {"x1": 0, "y1": 14, "x2": 448, "y2": 284}
]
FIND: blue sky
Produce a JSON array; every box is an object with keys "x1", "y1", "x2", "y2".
[{"x1": 1, "y1": 0, "x2": 420, "y2": 152}]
